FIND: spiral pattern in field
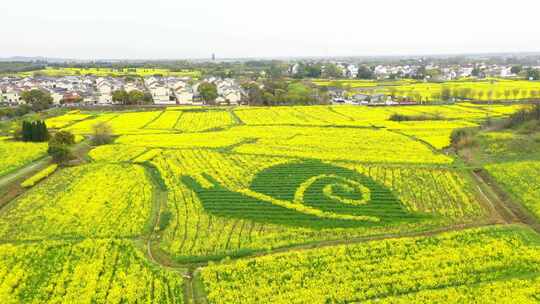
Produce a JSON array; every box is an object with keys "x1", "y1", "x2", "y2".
[{"x1": 183, "y1": 160, "x2": 420, "y2": 228}]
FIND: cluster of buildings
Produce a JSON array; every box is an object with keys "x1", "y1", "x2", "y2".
[
  {"x1": 0, "y1": 75, "x2": 244, "y2": 106},
  {"x1": 424, "y1": 64, "x2": 517, "y2": 81},
  {"x1": 144, "y1": 76, "x2": 242, "y2": 105},
  {"x1": 288, "y1": 62, "x2": 360, "y2": 78},
  {"x1": 288, "y1": 62, "x2": 533, "y2": 80},
  {"x1": 0, "y1": 75, "x2": 140, "y2": 105}
]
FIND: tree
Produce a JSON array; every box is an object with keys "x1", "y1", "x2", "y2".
[
  {"x1": 357, "y1": 65, "x2": 374, "y2": 79},
  {"x1": 241, "y1": 83, "x2": 263, "y2": 105},
  {"x1": 511, "y1": 65, "x2": 522, "y2": 74},
  {"x1": 266, "y1": 63, "x2": 285, "y2": 79},
  {"x1": 323, "y1": 64, "x2": 343, "y2": 79},
  {"x1": 48, "y1": 144, "x2": 71, "y2": 163},
  {"x1": 305, "y1": 64, "x2": 322, "y2": 78},
  {"x1": 49, "y1": 130, "x2": 75, "y2": 146},
  {"x1": 158, "y1": 211, "x2": 173, "y2": 231},
  {"x1": 198, "y1": 82, "x2": 218, "y2": 104},
  {"x1": 459, "y1": 88, "x2": 471, "y2": 100},
  {"x1": 21, "y1": 120, "x2": 49, "y2": 142},
  {"x1": 504, "y1": 89, "x2": 511, "y2": 100},
  {"x1": 440, "y1": 87, "x2": 452, "y2": 101},
  {"x1": 112, "y1": 89, "x2": 129, "y2": 104},
  {"x1": 143, "y1": 92, "x2": 153, "y2": 104},
  {"x1": 48, "y1": 130, "x2": 76, "y2": 163},
  {"x1": 21, "y1": 89, "x2": 53, "y2": 111},
  {"x1": 512, "y1": 88, "x2": 521, "y2": 100},
  {"x1": 531, "y1": 90, "x2": 540, "y2": 101},
  {"x1": 486, "y1": 90, "x2": 494, "y2": 102},
  {"x1": 413, "y1": 66, "x2": 426, "y2": 80},
  {"x1": 477, "y1": 90, "x2": 485, "y2": 101},
  {"x1": 91, "y1": 122, "x2": 113, "y2": 145},
  {"x1": 127, "y1": 90, "x2": 145, "y2": 105},
  {"x1": 292, "y1": 63, "x2": 307, "y2": 79},
  {"x1": 21, "y1": 121, "x2": 31, "y2": 141},
  {"x1": 527, "y1": 69, "x2": 540, "y2": 80}
]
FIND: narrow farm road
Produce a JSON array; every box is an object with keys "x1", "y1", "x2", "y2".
[
  {"x1": 0, "y1": 157, "x2": 51, "y2": 189},
  {"x1": 472, "y1": 169, "x2": 540, "y2": 233},
  {"x1": 0, "y1": 139, "x2": 93, "y2": 189},
  {"x1": 0, "y1": 140, "x2": 91, "y2": 211}
]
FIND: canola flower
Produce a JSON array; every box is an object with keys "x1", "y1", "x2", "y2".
[
  {"x1": 20, "y1": 164, "x2": 58, "y2": 188},
  {"x1": 0, "y1": 239, "x2": 183, "y2": 303},
  {"x1": 0, "y1": 163, "x2": 153, "y2": 240},
  {"x1": 201, "y1": 226, "x2": 540, "y2": 304},
  {"x1": 0, "y1": 139, "x2": 48, "y2": 177}
]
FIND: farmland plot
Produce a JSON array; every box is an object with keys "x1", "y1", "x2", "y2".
[
  {"x1": 150, "y1": 149, "x2": 487, "y2": 261},
  {"x1": 0, "y1": 138, "x2": 47, "y2": 177},
  {"x1": 233, "y1": 126, "x2": 453, "y2": 164},
  {"x1": 0, "y1": 104, "x2": 531, "y2": 303},
  {"x1": 0, "y1": 163, "x2": 154, "y2": 240},
  {"x1": 45, "y1": 113, "x2": 92, "y2": 129},
  {"x1": 174, "y1": 110, "x2": 234, "y2": 132},
  {"x1": 145, "y1": 110, "x2": 183, "y2": 130},
  {"x1": 0, "y1": 239, "x2": 183, "y2": 303},
  {"x1": 486, "y1": 161, "x2": 540, "y2": 219},
  {"x1": 201, "y1": 226, "x2": 540, "y2": 304}
]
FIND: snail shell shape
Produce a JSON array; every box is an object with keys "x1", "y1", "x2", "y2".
[
  {"x1": 246, "y1": 161, "x2": 414, "y2": 226},
  {"x1": 295, "y1": 174, "x2": 371, "y2": 206},
  {"x1": 183, "y1": 160, "x2": 417, "y2": 228}
]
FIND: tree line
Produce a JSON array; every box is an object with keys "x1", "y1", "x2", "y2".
[
  {"x1": 111, "y1": 89, "x2": 153, "y2": 105},
  {"x1": 241, "y1": 79, "x2": 329, "y2": 106},
  {"x1": 21, "y1": 120, "x2": 49, "y2": 142}
]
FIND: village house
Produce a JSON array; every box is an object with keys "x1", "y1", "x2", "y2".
[
  {"x1": 96, "y1": 80, "x2": 113, "y2": 104},
  {"x1": 145, "y1": 78, "x2": 173, "y2": 105},
  {"x1": 48, "y1": 88, "x2": 66, "y2": 104},
  {"x1": 174, "y1": 86, "x2": 195, "y2": 105},
  {"x1": 62, "y1": 92, "x2": 82, "y2": 104},
  {"x1": 2, "y1": 87, "x2": 23, "y2": 104}
]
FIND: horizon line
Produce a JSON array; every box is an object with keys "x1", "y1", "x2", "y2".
[{"x1": 3, "y1": 51, "x2": 540, "y2": 63}]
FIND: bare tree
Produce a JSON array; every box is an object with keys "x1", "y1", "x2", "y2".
[{"x1": 92, "y1": 122, "x2": 113, "y2": 145}]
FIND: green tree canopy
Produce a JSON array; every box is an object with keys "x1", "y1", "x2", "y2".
[
  {"x1": 323, "y1": 64, "x2": 343, "y2": 79},
  {"x1": 357, "y1": 65, "x2": 374, "y2": 79},
  {"x1": 127, "y1": 90, "x2": 145, "y2": 105},
  {"x1": 21, "y1": 89, "x2": 53, "y2": 111},
  {"x1": 112, "y1": 89, "x2": 129, "y2": 104},
  {"x1": 198, "y1": 82, "x2": 218, "y2": 104}
]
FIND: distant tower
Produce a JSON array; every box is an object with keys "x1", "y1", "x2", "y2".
[{"x1": 212, "y1": 53, "x2": 216, "y2": 61}]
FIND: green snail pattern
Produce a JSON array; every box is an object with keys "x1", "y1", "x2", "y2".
[{"x1": 182, "y1": 161, "x2": 424, "y2": 228}]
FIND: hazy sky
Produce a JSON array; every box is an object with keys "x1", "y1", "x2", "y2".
[{"x1": 2, "y1": 0, "x2": 540, "y2": 59}]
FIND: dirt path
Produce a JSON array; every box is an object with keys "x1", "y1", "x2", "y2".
[
  {"x1": 0, "y1": 157, "x2": 51, "y2": 189},
  {"x1": 473, "y1": 169, "x2": 540, "y2": 233},
  {"x1": 471, "y1": 169, "x2": 520, "y2": 224},
  {"x1": 0, "y1": 140, "x2": 91, "y2": 210}
]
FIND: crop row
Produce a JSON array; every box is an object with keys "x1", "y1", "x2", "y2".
[{"x1": 21, "y1": 164, "x2": 58, "y2": 188}]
